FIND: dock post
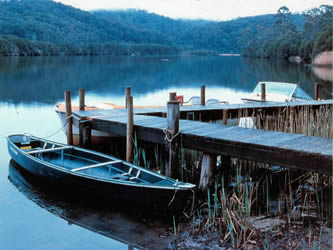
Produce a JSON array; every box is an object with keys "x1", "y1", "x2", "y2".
[
  {"x1": 125, "y1": 87, "x2": 131, "y2": 108},
  {"x1": 314, "y1": 83, "x2": 319, "y2": 100},
  {"x1": 167, "y1": 101, "x2": 180, "y2": 178},
  {"x1": 223, "y1": 109, "x2": 228, "y2": 125},
  {"x1": 126, "y1": 96, "x2": 134, "y2": 162},
  {"x1": 199, "y1": 153, "x2": 216, "y2": 191},
  {"x1": 65, "y1": 90, "x2": 73, "y2": 145},
  {"x1": 169, "y1": 92, "x2": 176, "y2": 101},
  {"x1": 201, "y1": 85, "x2": 206, "y2": 105},
  {"x1": 79, "y1": 88, "x2": 85, "y2": 111},
  {"x1": 261, "y1": 83, "x2": 266, "y2": 102},
  {"x1": 79, "y1": 120, "x2": 91, "y2": 148}
]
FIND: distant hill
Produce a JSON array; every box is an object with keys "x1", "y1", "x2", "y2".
[
  {"x1": 0, "y1": 0, "x2": 168, "y2": 46},
  {"x1": 0, "y1": 0, "x2": 308, "y2": 55}
]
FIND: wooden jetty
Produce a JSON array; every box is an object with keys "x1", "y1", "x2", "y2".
[{"x1": 71, "y1": 99, "x2": 333, "y2": 177}]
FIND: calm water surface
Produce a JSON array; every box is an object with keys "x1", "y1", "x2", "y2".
[{"x1": 0, "y1": 55, "x2": 330, "y2": 249}]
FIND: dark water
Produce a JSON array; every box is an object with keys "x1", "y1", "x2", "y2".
[{"x1": 0, "y1": 55, "x2": 331, "y2": 249}]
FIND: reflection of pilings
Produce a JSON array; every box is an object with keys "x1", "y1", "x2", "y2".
[{"x1": 312, "y1": 66, "x2": 333, "y2": 82}]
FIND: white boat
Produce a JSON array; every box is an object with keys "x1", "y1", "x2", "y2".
[
  {"x1": 239, "y1": 82, "x2": 313, "y2": 128},
  {"x1": 55, "y1": 102, "x2": 117, "y2": 144},
  {"x1": 241, "y1": 82, "x2": 312, "y2": 103}
]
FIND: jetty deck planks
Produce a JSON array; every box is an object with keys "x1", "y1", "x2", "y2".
[{"x1": 72, "y1": 100, "x2": 333, "y2": 175}]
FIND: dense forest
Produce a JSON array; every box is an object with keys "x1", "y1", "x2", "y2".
[
  {"x1": 242, "y1": 5, "x2": 333, "y2": 62},
  {"x1": 0, "y1": 0, "x2": 331, "y2": 60}
]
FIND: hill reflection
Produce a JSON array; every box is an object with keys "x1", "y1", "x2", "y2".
[{"x1": 0, "y1": 56, "x2": 330, "y2": 104}]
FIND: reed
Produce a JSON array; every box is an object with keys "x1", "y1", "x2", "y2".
[{"x1": 250, "y1": 104, "x2": 333, "y2": 139}]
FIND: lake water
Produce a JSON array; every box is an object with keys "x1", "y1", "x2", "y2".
[{"x1": 0, "y1": 55, "x2": 331, "y2": 249}]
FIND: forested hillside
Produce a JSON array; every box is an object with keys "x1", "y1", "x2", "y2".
[
  {"x1": 0, "y1": 0, "x2": 329, "y2": 59},
  {"x1": 242, "y1": 5, "x2": 332, "y2": 62}
]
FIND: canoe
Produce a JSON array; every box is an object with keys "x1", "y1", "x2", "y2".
[{"x1": 7, "y1": 134, "x2": 195, "y2": 208}]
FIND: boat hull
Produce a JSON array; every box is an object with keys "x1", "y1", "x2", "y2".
[{"x1": 7, "y1": 138, "x2": 193, "y2": 208}]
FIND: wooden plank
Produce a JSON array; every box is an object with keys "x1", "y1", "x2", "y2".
[
  {"x1": 71, "y1": 101, "x2": 333, "y2": 175},
  {"x1": 28, "y1": 146, "x2": 72, "y2": 154},
  {"x1": 71, "y1": 160, "x2": 122, "y2": 172}
]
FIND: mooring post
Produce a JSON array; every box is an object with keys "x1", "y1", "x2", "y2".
[
  {"x1": 79, "y1": 88, "x2": 85, "y2": 111},
  {"x1": 126, "y1": 96, "x2": 134, "y2": 162},
  {"x1": 65, "y1": 90, "x2": 73, "y2": 145},
  {"x1": 169, "y1": 92, "x2": 177, "y2": 101},
  {"x1": 79, "y1": 120, "x2": 91, "y2": 148},
  {"x1": 201, "y1": 85, "x2": 206, "y2": 105},
  {"x1": 223, "y1": 109, "x2": 228, "y2": 125},
  {"x1": 199, "y1": 153, "x2": 216, "y2": 191},
  {"x1": 125, "y1": 87, "x2": 131, "y2": 108},
  {"x1": 314, "y1": 83, "x2": 320, "y2": 100},
  {"x1": 261, "y1": 83, "x2": 266, "y2": 102},
  {"x1": 167, "y1": 101, "x2": 180, "y2": 178}
]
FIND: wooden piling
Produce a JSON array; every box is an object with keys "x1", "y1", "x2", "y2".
[
  {"x1": 223, "y1": 109, "x2": 228, "y2": 125},
  {"x1": 79, "y1": 120, "x2": 91, "y2": 148},
  {"x1": 65, "y1": 90, "x2": 73, "y2": 145},
  {"x1": 126, "y1": 96, "x2": 134, "y2": 162},
  {"x1": 315, "y1": 83, "x2": 320, "y2": 100},
  {"x1": 201, "y1": 85, "x2": 206, "y2": 105},
  {"x1": 169, "y1": 92, "x2": 177, "y2": 101},
  {"x1": 125, "y1": 87, "x2": 131, "y2": 108},
  {"x1": 199, "y1": 153, "x2": 216, "y2": 191},
  {"x1": 79, "y1": 88, "x2": 85, "y2": 111},
  {"x1": 261, "y1": 83, "x2": 266, "y2": 102},
  {"x1": 167, "y1": 101, "x2": 180, "y2": 178}
]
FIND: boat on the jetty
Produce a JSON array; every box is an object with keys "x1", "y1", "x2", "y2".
[
  {"x1": 7, "y1": 134, "x2": 195, "y2": 207},
  {"x1": 239, "y1": 82, "x2": 312, "y2": 128},
  {"x1": 241, "y1": 82, "x2": 312, "y2": 103}
]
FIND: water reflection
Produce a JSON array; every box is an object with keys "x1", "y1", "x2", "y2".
[
  {"x1": 8, "y1": 160, "x2": 170, "y2": 249},
  {"x1": 1, "y1": 55, "x2": 330, "y2": 105},
  {"x1": 312, "y1": 66, "x2": 333, "y2": 82}
]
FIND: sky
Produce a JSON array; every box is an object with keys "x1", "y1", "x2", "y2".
[{"x1": 55, "y1": 0, "x2": 331, "y2": 21}]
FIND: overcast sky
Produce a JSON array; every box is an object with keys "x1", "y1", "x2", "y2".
[{"x1": 56, "y1": 0, "x2": 331, "y2": 20}]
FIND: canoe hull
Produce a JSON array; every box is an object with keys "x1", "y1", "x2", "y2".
[{"x1": 7, "y1": 137, "x2": 193, "y2": 209}]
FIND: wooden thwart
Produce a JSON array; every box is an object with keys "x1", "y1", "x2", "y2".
[{"x1": 71, "y1": 160, "x2": 122, "y2": 172}]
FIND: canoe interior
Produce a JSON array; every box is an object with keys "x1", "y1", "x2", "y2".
[{"x1": 10, "y1": 135, "x2": 175, "y2": 186}]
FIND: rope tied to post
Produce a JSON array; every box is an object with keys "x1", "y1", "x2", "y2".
[
  {"x1": 163, "y1": 128, "x2": 180, "y2": 143},
  {"x1": 41, "y1": 114, "x2": 73, "y2": 139}
]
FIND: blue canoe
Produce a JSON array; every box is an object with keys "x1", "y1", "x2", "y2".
[{"x1": 7, "y1": 134, "x2": 195, "y2": 208}]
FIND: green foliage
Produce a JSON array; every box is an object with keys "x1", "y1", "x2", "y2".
[
  {"x1": 0, "y1": 0, "x2": 300, "y2": 56},
  {"x1": 312, "y1": 23, "x2": 333, "y2": 57},
  {"x1": 0, "y1": 1, "x2": 327, "y2": 58},
  {"x1": 243, "y1": 5, "x2": 333, "y2": 62}
]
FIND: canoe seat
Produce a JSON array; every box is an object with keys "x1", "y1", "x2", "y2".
[
  {"x1": 71, "y1": 160, "x2": 121, "y2": 172},
  {"x1": 121, "y1": 167, "x2": 133, "y2": 176},
  {"x1": 129, "y1": 170, "x2": 141, "y2": 181}
]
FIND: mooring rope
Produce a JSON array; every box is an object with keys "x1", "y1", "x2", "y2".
[
  {"x1": 41, "y1": 114, "x2": 73, "y2": 139},
  {"x1": 168, "y1": 189, "x2": 178, "y2": 207},
  {"x1": 163, "y1": 128, "x2": 181, "y2": 143}
]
